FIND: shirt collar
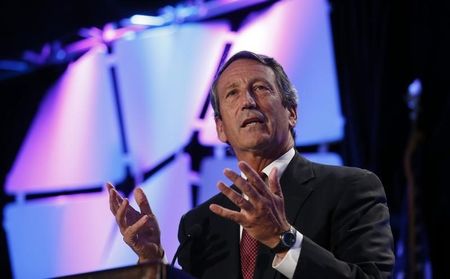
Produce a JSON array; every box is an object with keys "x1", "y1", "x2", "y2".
[{"x1": 241, "y1": 147, "x2": 295, "y2": 179}]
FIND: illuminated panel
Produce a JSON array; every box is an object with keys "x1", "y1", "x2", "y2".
[
  {"x1": 199, "y1": 0, "x2": 343, "y2": 146},
  {"x1": 103, "y1": 154, "x2": 191, "y2": 268},
  {"x1": 4, "y1": 192, "x2": 113, "y2": 279},
  {"x1": 197, "y1": 156, "x2": 239, "y2": 204},
  {"x1": 5, "y1": 46, "x2": 125, "y2": 193},
  {"x1": 198, "y1": 106, "x2": 221, "y2": 146},
  {"x1": 114, "y1": 22, "x2": 230, "y2": 172}
]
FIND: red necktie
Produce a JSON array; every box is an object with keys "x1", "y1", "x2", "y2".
[
  {"x1": 240, "y1": 229, "x2": 258, "y2": 279},
  {"x1": 240, "y1": 172, "x2": 266, "y2": 278}
]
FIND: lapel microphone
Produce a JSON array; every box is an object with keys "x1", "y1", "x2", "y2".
[{"x1": 171, "y1": 224, "x2": 202, "y2": 267}]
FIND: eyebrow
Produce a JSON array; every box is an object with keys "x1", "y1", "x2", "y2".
[
  {"x1": 224, "y1": 82, "x2": 241, "y2": 91},
  {"x1": 223, "y1": 78, "x2": 272, "y2": 91}
]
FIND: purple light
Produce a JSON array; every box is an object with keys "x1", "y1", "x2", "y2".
[{"x1": 6, "y1": 46, "x2": 125, "y2": 194}]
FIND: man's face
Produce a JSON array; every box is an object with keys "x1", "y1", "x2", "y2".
[{"x1": 215, "y1": 59, "x2": 297, "y2": 156}]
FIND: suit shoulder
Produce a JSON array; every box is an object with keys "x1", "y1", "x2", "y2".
[
  {"x1": 310, "y1": 160, "x2": 381, "y2": 185},
  {"x1": 301, "y1": 159, "x2": 385, "y2": 197}
]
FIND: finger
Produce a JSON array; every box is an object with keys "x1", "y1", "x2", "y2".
[
  {"x1": 110, "y1": 188, "x2": 124, "y2": 215},
  {"x1": 106, "y1": 183, "x2": 120, "y2": 214},
  {"x1": 116, "y1": 198, "x2": 129, "y2": 230},
  {"x1": 268, "y1": 167, "x2": 283, "y2": 197},
  {"x1": 112, "y1": 188, "x2": 124, "y2": 203},
  {"x1": 114, "y1": 188, "x2": 124, "y2": 205},
  {"x1": 107, "y1": 184, "x2": 123, "y2": 204},
  {"x1": 134, "y1": 187, "x2": 153, "y2": 216},
  {"x1": 217, "y1": 182, "x2": 253, "y2": 211},
  {"x1": 209, "y1": 204, "x2": 244, "y2": 225},
  {"x1": 123, "y1": 215, "x2": 149, "y2": 245},
  {"x1": 223, "y1": 168, "x2": 259, "y2": 201},
  {"x1": 106, "y1": 183, "x2": 117, "y2": 214},
  {"x1": 105, "y1": 182, "x2": 114, "y2": 192},
  {"x1": 237, "y1": 161, "x2": 268, "y2": 195},
  {"x1": 123, "y1": 215, "x2": 149, "y2": 240}
]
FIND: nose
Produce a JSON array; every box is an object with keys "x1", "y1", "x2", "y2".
[{"x1": 241, "y1": 90, "x2": 257, "y2": 109}]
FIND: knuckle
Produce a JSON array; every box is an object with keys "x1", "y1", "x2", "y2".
[
  {"x1": 236, "y1": 196, "x2": 245, "y2": 206},
  {"x1": 115, "y1": 215, "x2": 121, "y2": 224},
  {"x1": 254, "y1": 196, "x2": 267, "y2": 207},
  {"x1": 122, "y1": 233, "x2": 131, "y2": 244},
  {"x1": 123, "y1": 229, "x2": 135, "y2": 240}
]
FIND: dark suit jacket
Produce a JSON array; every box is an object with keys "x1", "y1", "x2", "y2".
[{"x1": 177, "y1": 153, "x2": 395, "y2": 278}]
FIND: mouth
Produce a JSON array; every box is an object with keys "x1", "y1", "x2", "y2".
[{"x1": 241, "y1": 117, "x2": 264, "y2": 127}]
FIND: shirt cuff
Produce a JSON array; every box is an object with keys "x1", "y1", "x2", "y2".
[{"x1": 272, "y1": 230, "x2": 303, "y2": 279}]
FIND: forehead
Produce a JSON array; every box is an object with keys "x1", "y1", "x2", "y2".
[{"x1": 216, "y1": 59, "x2": 276, "y2": 91}]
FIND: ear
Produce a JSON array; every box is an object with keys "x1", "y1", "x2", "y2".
[
  {"x1": 215, "y1": 117, "x2": 228, "y2": 143},
  {"x1": 287, "y1": 106, "x2": 297, "y2": 129}
]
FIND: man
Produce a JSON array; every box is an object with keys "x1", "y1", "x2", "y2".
[{"x1": 108, "y1": 51, "x2": 395, "y2": 278}]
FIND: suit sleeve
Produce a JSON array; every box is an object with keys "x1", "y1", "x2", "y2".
[
  {"x1": 177, "y1": 214, "x2": 192, "y2": 272},
  {"x1": 293, "y1": 170, "x2": 395, "y2": 279},
  {"x1": 177, "y1": 213, "x2": 209, "y2": 278}
]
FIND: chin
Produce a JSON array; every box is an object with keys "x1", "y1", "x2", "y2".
[{"x1": 241, "y1": 138, "x2": 271, "y2": 150}]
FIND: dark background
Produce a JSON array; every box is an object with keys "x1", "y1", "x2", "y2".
[{"x1": 0, "y1": 0, "x2": 181, "y2": 59}]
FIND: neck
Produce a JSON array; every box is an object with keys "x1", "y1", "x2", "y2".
[{"x1": 234, "y1": 142, "x2": 293, "y2": 173}]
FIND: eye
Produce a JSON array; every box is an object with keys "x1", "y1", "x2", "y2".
[
  {"x1": 225, "y1": 90, "x2": 238, "y2": 98},
  {"x1": 252, "y1": 84, "x2": 271, "y2": 93}
]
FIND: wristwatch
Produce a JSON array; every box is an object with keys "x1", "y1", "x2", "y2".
[{"x1": 270, "y1": 226, "x2": 297, "y2": 254}]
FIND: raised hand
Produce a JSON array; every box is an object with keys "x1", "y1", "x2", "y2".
[
  {"x1": 107, "y1": 182, "x2": 164, "y2": 263},
  {"x1": 209, "y1": 161, "x2": 290, "y2": 249}
]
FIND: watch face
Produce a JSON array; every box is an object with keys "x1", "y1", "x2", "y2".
[
  {"x1": 271, "y1": 228, "x2": 297, "y2": 253},
  {"x1": 281, "y1": 230, "x2": 296, "y2": 247}
]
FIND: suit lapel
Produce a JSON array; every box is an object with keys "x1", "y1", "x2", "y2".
[
  {"x1": 280, "y1": 152, "x2": 315, "y2": 225},
  {"x1": 257, "y1": 153, "x2": 316, "y2": 279}
]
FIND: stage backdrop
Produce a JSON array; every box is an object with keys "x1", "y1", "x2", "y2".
[{"x1": 3, "y1": 0, "x2": 343, "y2": 278}]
